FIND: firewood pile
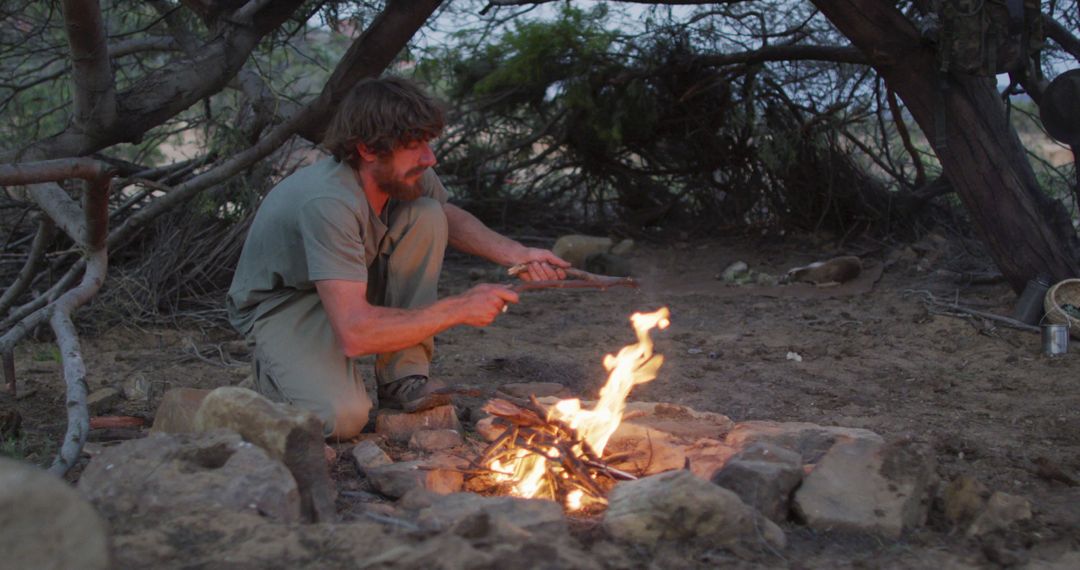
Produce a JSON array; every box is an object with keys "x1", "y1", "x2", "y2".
[{"x1": 471, "y1": 396, "x2": 636, "y2": 509}]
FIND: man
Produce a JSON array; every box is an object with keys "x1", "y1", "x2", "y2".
[{"x1": 227, "y1": 77, "x2": 568, "y2": 439}]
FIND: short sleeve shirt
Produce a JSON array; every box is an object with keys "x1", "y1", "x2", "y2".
[{"x1": 226, "y1": 157, "x2": 448, "y2": 335}]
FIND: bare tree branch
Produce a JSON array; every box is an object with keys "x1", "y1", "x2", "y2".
[
  {"x1": 62, "y1": 0, "x2": 118, "y2": 131},
  {"x1": 4, "y1": 0, "x2": 306, "y2": 161},
  {"x1": 0, "y1": 217, "x2": 55, "y2": 317},
  {"x1": 1044, "y1": 14, "x2": 1080, "y2": 62},
  {"x1": 692, "y1": 44, "x2": 866, "y2": 67},
  {"x1": 298, "y1": 0, "x2": 446, "y2": 143}
]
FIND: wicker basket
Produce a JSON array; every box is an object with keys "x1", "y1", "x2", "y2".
[{"x1": 1043, "y1": 278, "x2": 1080, "y2": 339}]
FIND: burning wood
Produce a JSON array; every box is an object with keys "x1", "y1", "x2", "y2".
[{"x1": 473, "y1": 308, "x2": 670, "y2": 510}]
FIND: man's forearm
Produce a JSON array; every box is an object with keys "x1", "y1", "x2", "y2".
[
  {"x1": 443, "y1": 202, "x2": 525, "y2": 266},
  {"x1": 337, "y1": 298, "x2": 461, "y2": 357}
]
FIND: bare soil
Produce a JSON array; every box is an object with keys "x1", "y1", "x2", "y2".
[{"x1": 4, "y1": 234, "x2": 1079, "y2": 568}]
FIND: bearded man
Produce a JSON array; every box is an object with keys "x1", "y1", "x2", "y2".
[{"x1": 227, "y1": 77, "x2": 568, "y2": 439}]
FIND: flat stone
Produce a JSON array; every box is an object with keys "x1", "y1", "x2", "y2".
[
  {"x1": 79, "y1": 431, "x2": 301, "y2": 523},
  {"x1": 793, "y1": 438, "x2": 936, "y2": 538},
  {"x1": 496, "y1": 382, "x2": 570, "y2": 400},
  {"x1": 150, "y1": 388, "x2": 211, "y2": 433},
  {"x1": 967, "y1": 492, "x2": 1032, "y2": 537},
  {"x1": 711, "y1": 442, "x2": 803, "y2": 523},
  {"x1": 604, "y1": 470, "x2": 785, "y2": 553},
  {"x1": 375, "y1": 405, "x2": 461, "y2": 444},
  {"x1": 366, "y1": 459, "x2": 463, "y2": 499},
  {"x1": 410, "y1": 491, "x2": 567, "y2": 536},
  {"x1": 409, "y1": 429, "x2": 464, "y2": 452},
  {"x1": 194, "y1": 387, "x2": 336, "y2": 523},
  {"x1": 349, "y1": 440, "x2": 393, "y2": 474},
  {"x1": 1, "y1": 457, "x2": 109, "y2": 570},
  {"x1": 725, "y1": 420, "x2": 883, "y2": 463},
  {"x1": 87, "y1": 387, "x2": 121, "y2": 415}
]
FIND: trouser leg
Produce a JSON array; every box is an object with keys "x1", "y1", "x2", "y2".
[
  {"x1": 367, "y1": 197, "x2": 448, "y2": 385},
  {"x1": 251, "y1": 293, "x2": 372, "y2": 438}
]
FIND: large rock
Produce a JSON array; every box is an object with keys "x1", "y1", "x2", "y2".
[
  {"x1": 406, "y1": 491, "x2": 568, "y2": 536},
  {"x1": 603, "y1": 470, "x2": 785, "y2": 552},
  {"x1": 793, "y1": 438, "x2": 936, "y2": 537},
  {"x1": 376, "y1": 405, "x2": 461, "y2": 444},
  {"x1": 194, "y1": 387, "x2": 336, "y2": 522},
  {"x1": 79, "y1": 431, "x2": 301, "y2": 523},
  {"x1": 551, "y1": 234, "x2": 613, "y2": 268},
  {"x1": 711, "y1": 442, "x2": 803, "y2": 523},
  {"x1": 0, "y1": 457, "x2": 110, "y2": 570},
  {"x1": 366, "y1": 457, "x2": 464, "y2": 499},
  {"x1": 150, "y1": 387, "x2": 211, "y2": 433},
  {"x1": 724, "y1": 420, "x2": 883, "y2": 463}
]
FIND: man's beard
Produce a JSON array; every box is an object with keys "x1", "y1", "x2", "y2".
[{"x1": 374, "y1": 164, "x2": 426, "y2": 201}]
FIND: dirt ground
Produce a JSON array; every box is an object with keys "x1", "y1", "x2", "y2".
[{"x1": 4, "y1": 234, "x2": 1080, "y2": 568}]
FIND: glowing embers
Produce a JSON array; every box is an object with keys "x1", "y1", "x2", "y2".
[{"x1": 480, "y1": 308, "x2": 670, "y2": 510}]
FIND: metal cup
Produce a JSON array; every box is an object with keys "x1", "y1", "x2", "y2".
[{"x1": 1042, "y1": 324, "x2": 1069, "y2": 356}]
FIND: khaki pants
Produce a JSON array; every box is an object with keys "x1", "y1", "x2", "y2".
[{"x1": 250, "y1": 197, "x2": 447, "y2": 437}]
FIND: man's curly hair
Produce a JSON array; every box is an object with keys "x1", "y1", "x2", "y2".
[{"x1": 323, "y1": 76, "x2": 446, "y2": 167}]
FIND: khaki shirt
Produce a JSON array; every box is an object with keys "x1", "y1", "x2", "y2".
[{"x1": 227, "y1": 157, "x2": 448, "y2": 335}]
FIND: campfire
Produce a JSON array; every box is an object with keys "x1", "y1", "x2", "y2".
[{"x1": 476, "y1": 308, "x2": 670, "y2": 510}]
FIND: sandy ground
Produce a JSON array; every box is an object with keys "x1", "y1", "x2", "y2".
[{"x1": 4, "y1": 234, "x2": 1079, "y2": 567}]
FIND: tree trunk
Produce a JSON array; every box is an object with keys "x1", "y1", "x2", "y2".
[{"x1": 812, "y1": 0, "x2": 1080, "y2": 292}]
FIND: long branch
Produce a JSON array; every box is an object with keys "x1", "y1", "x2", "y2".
[
  {"x1": 0, "y1": 218, "x2": 55, "y2": 317},
  {"x1": 47, "y1": 245, "x2": 106, "y2": 476},
  {"x1": 62, "y1": 0, "x2": 117, "y2": 131}
]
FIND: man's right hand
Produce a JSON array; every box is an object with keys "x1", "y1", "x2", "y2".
[{"x1": 455, "y1": 284, "x2": 519, "y2": 326}]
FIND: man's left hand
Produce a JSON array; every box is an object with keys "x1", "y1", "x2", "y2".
[{"x1": 512, "y1": 248, "x2": 570, "y2": 281}]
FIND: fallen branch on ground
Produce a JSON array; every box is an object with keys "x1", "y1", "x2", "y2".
[{"x1": 906, "y1": 289, "x2": 1039, "y2": 333}]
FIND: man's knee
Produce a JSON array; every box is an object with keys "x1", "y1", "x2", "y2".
[{"x1": 326, "y1": 396, "x2": 372, "y2": 440}]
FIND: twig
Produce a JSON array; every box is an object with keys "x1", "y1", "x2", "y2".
[{"x1": 907, "y1": 289, "x2": 1038, "y2": 333}]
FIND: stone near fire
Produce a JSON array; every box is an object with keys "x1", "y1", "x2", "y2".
[
  {"x1": 349, "y1": 440, "x2": 393, "y2": 474},
  {"x1": 967, "y1": 492, "x2": 1032, "y2": 537},
  {"x1": 711, "y1": 442, "x2": 803, "y2": 523},
  {"x1": 79, "y1": 431, "x2": 302, "y2": 523},
  {"x1": 407, "y1": 491, "x2": 568, "y2": 536},
  {"x1": 366, "y1": 458, "x2": 464, "y2": 499},
  {"x1": 604, "y1": 470, "x2": 786, "y2": 552},
  {"x1": 496, "y1": 382, "x2": 570, "y2": 400},
  {"x1": 194, "y1": 387, "x2": 336, "y2": 523},
  {"x1": 150, "y1": 387, "x2": 211, "y2": 433},
  {"x1": 87, "y1": 386, "x2": 122, "y2": 415},
  {"x1": 409, "y1": 429, "x2": 464, "y2": 452},
  {"x1": 376, "y1": 405, "x2": 462, "y2": 444},
  {"x1": 724, "y1": 420, "x2": 884, "y2": 463},
  {"x1": 793, "y1": 438, "x2": 936, "y2": 538},
  {"x1": 0, "y1": 457, "x2": 110, "y2": 570}
]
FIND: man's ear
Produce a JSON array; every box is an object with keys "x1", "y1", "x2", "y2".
[{"x1": 355, "y1": 143, "x2": 378, "y2": 163}]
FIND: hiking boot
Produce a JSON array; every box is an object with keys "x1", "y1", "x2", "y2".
[{"x1": 378, "y1": 375, "x2": 449, "y2": 411}]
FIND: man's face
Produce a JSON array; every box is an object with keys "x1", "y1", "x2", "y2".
[{"x1": 370, "y1": 139, "x2": 437, "y2": 201}]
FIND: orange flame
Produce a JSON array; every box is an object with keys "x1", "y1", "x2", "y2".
[{"x1": 489, "y1": 307, "x2": 670, "y2": 509}]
